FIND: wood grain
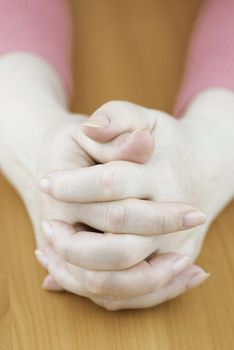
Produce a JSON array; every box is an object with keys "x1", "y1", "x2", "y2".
[{"x1": 1, "y1": 0, "x2": 234, "y2": 348}]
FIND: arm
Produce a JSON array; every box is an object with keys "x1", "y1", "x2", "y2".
[
  {"x1": 0, "y1": 0, "x2": 72, "y2": 97},
  {"x1": 174, "y1": 0, "x2": 234, "y2": 116},
  {"x1": 0, "y1": 0, "x2": 73, "y2": 241},
  {"x1": 0, "y1": 0, "x2": 73, "y2": 179}
]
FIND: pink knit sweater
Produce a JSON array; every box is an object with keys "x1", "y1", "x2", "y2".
[
  {"x1": 0, "y1": 0, "x2": 72, "y2": 94},
  {"x1": 174, "y1": 0, "x2": 234, "y2": 116},
  {"x1": 0, "y1": 0, "x2": 233, "y2": 114}
]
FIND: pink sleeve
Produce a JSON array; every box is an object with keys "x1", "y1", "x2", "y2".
[
  {"x1": 0, "y1": 0, "x2": 72, "y2": 95},
  {"x1": 174, "y1": 0, "x2": 234, "y2": 117}
]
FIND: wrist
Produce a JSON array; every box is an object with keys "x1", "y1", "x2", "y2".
[
  {"x1": 0, "y1": 53, "x2": 69, "y2": 182},
  {"x1": 182, "y1": 88, "x2": 234, "y2": 220},
  {"x1": 0, "y1": 52, "x2": 67, "y2": 106}
]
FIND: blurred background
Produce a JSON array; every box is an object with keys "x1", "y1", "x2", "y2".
[{"x1": 70, "y1": 0, "x2": 203, "y2": 115}]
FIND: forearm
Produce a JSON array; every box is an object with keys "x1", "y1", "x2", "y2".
[
  {"x1": 0, "y1": 54, "x2": 71, "y2": 243},
  {"x1": 174, "y1": 0, "x2": 234, "y2": 116},
  {"x1": 0, "y1": 54, "x2": 68, "y2": 184},
  {"x1": 0, "y1": 0, "x2": 73, "y2": 173}
]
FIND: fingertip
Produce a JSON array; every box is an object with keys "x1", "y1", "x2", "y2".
[
  {"x1": 42, "y1": 274, "x2": 64, "y2": 292},
  {"x1": 182, "y1": 210, "x2": 206, "y2": 229},
  {"x1": 83, "y1": 114, "x2": 110, "y2": 128},
  {"x1": 186, "y1": 269, "x2": 210, "y2": 290},
  {"x1": 175, "y1": 264, "x2": 210, "y2": 290},
  {"x1": 82, "y1": 114, "x2": 117, "y2": 143},
  {"x1": 35, "y1": 249, "x2": 48, "y2": 269}
]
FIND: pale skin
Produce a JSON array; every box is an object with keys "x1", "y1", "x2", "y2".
[{"x1": 1, "y1": 53, "x2": 234, "y2": 310}]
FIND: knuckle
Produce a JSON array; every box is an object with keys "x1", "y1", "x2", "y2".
[
  {"x1": 100, "y1": 100, "x2": 120, "y2": 110},
  {"x1": 145, "y1": 207, "x2": 160, "y2": 235},
  {"x1": 62, "y1": 238, "x2": 71, "y2": 261},
  {"x1": 107, "y1": 238, "x2": 136, "y2": 269},
  {"x1": 138, "y1": 270, "x2": 157, "y2": 293},
  {"x1": 147, "y1": 266, "x2": 164, "y2": 292},
  {"x1": 85, "y1": 271, "x2": 109, "y2": 295},
  {"x1": 52, "y1": 235, "x2": 67, "y2": 259},
  {"x1": 100, "y1": 168, "x2": 116, "y2": 195},
  {"x1": 62, "y1": 235, "x2": 77, "y2": 264},
  {"x1": 100, "y1": 167, "x2": 121, "y2": 198},
  {"x1": 99, "y1": 100, "x2": 128, "y2": 114},
  {"x1": 153, "y1": 206, "x2": 170, "y2": 235},
  {"x1": 106, "y1": 206, "x2": 126, "y2": 232}
]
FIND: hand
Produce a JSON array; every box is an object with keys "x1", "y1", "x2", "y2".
[
  {"x1": 42, "y1": 94, "x2": 234, "y2": 264},
  {"x1": 0, "y1": 54, "x2": 155, "y2": 246},
  {"x1": 39, "y1": 91, "x2": 233, "y2": 308},
  {"x1": 36, "y1": 220, "x2": 208, "y2": 310},
  {"x1": 36, "y1": 109, "x2": 208, "y2": 309},
  {"x1": 40, "y1": 100, "x2": 209, "y2": 263},
  {"x1": 0, "y1": 54, "x2": 205, "y2": 310},
  {"x1": 38, "y1": 99, "x2": 222, "y2": 309}
]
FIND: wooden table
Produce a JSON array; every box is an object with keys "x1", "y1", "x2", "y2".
[{"x1": 1, "y1": 0, "x2": 234, "y2": 348}]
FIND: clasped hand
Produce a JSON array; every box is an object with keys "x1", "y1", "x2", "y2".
[{"x1": 35, "y1": 101, "x2": 208, "y2": 310}]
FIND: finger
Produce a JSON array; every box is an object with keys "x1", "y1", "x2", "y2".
[
  {"x1": 39, "y1": 245, "x2": 88, "y2": 297},
  {"x1": 38, "y1": 246, "x2": 191, "y2": 298},
  {"x1": 81, "y1": 127, "x2": 155, "y2": 164},
  {"x1": 41, "y1": 220, "x2": 158, "y2": 270},
  {"x1": 77, "y1": 199, "x2": 206, "y2": 235},
  {"x1": 69, "y1": 113, "x2": 155, "y2": 164},
  {"x1": 42, "y1": 274, "x2": 65, "y2": 292},
  {"x1": 36, "y1": 247, "x2": 116, "y2": 298},
  {"x1": 82, "y1": 253, "x2": 191, "y2": 297},
  {"x1": 82, "y1": 100, "x2": 159, "y2": 143},
  {"x1": 39, "y1": 161, "x2": 151, "y2": 203},
  {"x1": 79, "y1": 101, "x2": 159, "y2": 163},
  {"x1": 91, "y1": 265, "x2": 210, "y2": 310}
]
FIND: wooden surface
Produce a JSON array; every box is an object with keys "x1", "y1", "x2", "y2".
[{"x1": 1, "y1": 0, "x2": 234, "y2": 349}]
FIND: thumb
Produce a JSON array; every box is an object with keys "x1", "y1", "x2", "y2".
[
  {"x1": 82, "y1": 100, "x2": 158, "y2": 143},
  {"x1": 80, "y1": 100, "x2": 160, "y2": 163},
  {"x1": 79, "y1": 124, "x2": 155, "y2": 164}
]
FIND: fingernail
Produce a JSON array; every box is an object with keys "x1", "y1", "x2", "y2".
[
  {"x1": 172, "y1": 256, "x2": 191, "y2": 274},
  {"x1": 41, "y1": 221, "x2": 54, "y2": 239},
  {"x1": 39, "y1": 178, "x2": 51, "y2": 194},
  {"x1": 187, "y1": 272, "x2": 210, "y2": 289},
  {"x1": 83, "y1": 114, "x2": 110, "y2": 128},
  {"x1": 183, "y1": 211, "x2": 206, "y2": 228},
  {"x1": 35, "y1": 249, "x2": 48, "y2": 269}
]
